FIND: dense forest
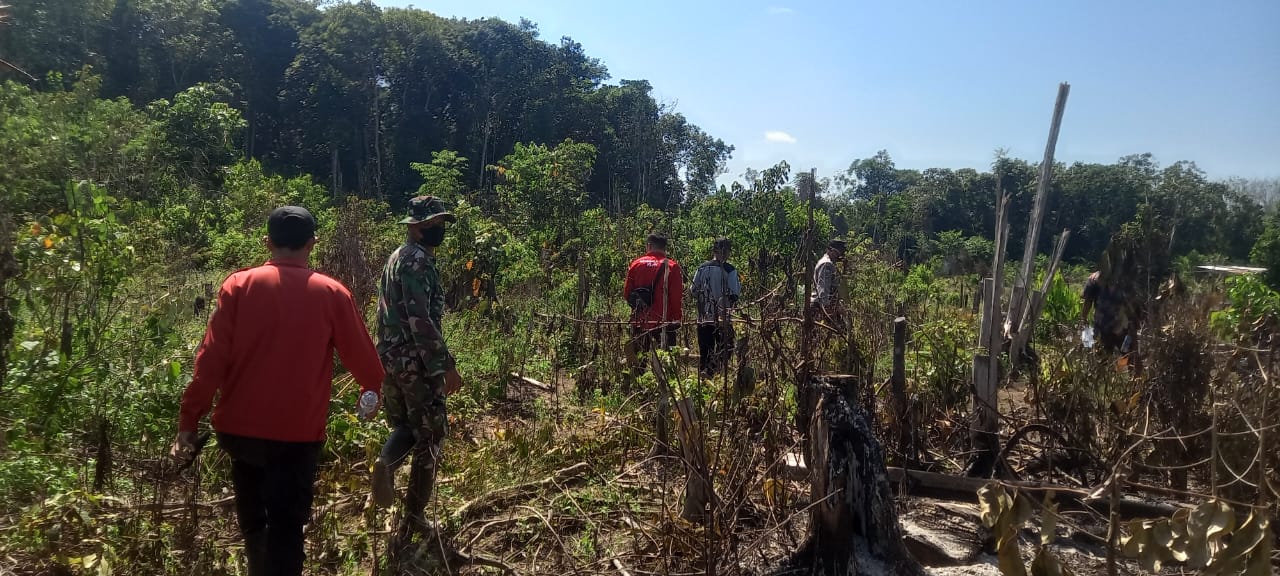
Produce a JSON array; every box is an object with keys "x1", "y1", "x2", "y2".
[
  {"x1": 3, "y1": 0, "x2": 1278, "y2": 267},
  {"x1": 2, "y1": 1, "x2": 1279, "y2": 576}
]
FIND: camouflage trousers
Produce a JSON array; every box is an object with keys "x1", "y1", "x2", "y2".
[{"x1": 380, "y1": 354, "x2": 448, "y2": 543}]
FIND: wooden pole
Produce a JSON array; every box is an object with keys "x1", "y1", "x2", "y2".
[
  {"x1": 890, "y1": 316, "x2": 912, "y2": 465},
  {"x1": 675, "y1": 398, "x2": 712, "y2": 520},
  {"x1": 1011, "y1": 230, "x2": 1070, "y2": 361},
  {"x1": 1010, "y1": 83, "x2": 1071, "y2": 334},
  {"x1": 798, "y1": 169, "x2": 819, "y2": 463},
  {"x1": 969, "y1": 192, "x2": 1009, "y2": 477}
]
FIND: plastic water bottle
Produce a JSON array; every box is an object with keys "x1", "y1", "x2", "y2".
[
  {"x1": 358, "y1": 390, "x2": 379, "y2": 418},
  {"x1": 1081, "y1": 326, "x2": 1096, "y2": 349}
]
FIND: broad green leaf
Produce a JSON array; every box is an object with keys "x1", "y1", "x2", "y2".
[
  {"x1": 977, "y1": 482, "x2": 1002, "y2": 528},
  {"x1": 997, "y1": 539, "x2": 1029, "y2": 576},
  {"x1": 1152, "y1": 519, "x2": 1175, "y2": 548},
  {"x1": 1138, "y1": 546, "x2": 1163, "y2": 574},
  {"x1": 1011, "y1": 492, "x2": 1035, "y2": 529},
  {"x1": 1121, "y1": 530, "x2": 1145, "y2": 558},
  {"x1": 1030, "y1": 547, "x2": 1075, "y2": 576},
  {"x1": 1206, "y1": 500, "x2": 1235, "y2": 540},
  {"x1": 1243, "y1": 515, "x2": 1271, "y2": 576},
  {"x1": 1039, "y1": 492, "x2": 1058, "y2": 546},
  {"x1": 1188, "y1": 501, "x2": 1215, "y2": 540}
]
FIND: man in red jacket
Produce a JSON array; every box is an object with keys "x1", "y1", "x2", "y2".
[
  {"x1": 624, "y1": 233, "x2": 684, "y2": 455},
  {"x1": 624, "y1": 232, "x2": 684, "y2": 354},
  {"x1": 171, "y1": 206, "x2": 385, "y2": 576}
]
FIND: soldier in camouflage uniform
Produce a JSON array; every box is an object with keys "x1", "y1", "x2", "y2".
[{"x1": 371, "y1": 196, "x2": 463, "y2": 549}]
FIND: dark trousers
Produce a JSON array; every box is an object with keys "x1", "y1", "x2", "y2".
[
  {"x1": 635, "y1": 325, "x2": 677, "y2": 349},
  {"x1": 218, "y1": 433, "x2": 324, "y2": 576},
  {"x1": 629, "y1": 325, "x2": 677, "y2": 372},
  {"x1": 697, "y1": 323, "x2": 733, "y2": 377}
]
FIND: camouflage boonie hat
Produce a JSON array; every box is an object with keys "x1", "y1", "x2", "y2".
[{"x1": 399, "y1": 195, "x2": 457, "y2": 225}]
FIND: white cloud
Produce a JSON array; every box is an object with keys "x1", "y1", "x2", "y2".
[
  {"x1": 768, "y1": 6, "x2": 794, "y2": 14},
  {"x1": 765, "y1": 131, "x2": 797, "y2": 144}
]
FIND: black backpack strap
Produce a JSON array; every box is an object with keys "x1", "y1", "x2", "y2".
[{"x1": 650, "y1": 258, "x2": 669, "y2": 296}]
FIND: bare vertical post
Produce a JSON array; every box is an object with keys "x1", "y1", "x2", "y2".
[
  {"x1": 969, "y1": 193, "x2": 1009, "y2": 477},
  {"x1": 890, "y1": 316, "x2": 912, "y2": 465},
  {"x1": 798, "y1": 169, "x2": 819, "y2": 463},
  {"x1": 1010, "y1": 83, "x2": 1071, "y2": 335},
  {"x1": 676, "y1": 398, "x2": 712, "y2": 520}
]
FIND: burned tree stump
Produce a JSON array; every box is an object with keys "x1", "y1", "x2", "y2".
[
  {"x1": 675, "y1": 398, "x2": 713, "y2": 520},
  {"x1": 775, "y1": 378, "x2": 924, "y2": 576}
]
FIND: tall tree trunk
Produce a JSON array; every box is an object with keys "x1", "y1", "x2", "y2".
[
  {"x1": 371, "y1": 72, "x2": 384, "y2": 200},
  {"x1": 0, "y1": 215, "x2": 15, "y2": 392},
  {"x1": 330, "y1": 145, "x2": 340, "y2": 200}
]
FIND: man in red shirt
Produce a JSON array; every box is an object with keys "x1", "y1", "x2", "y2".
[
  {"x1": 624, "y1": 233, "x2": 684, "y2": 353},
  {"x1": 171, "y1": 206, "x2": 385, "y2": 576},
  {"x1": 624, "y1": 233, "x2": 683, "y2": 455}
]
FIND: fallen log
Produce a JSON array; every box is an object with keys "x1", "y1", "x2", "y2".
[
  {"x1": 887, "y1": 467, "x2": 1185, "y2": 518},
  {"x1": 781, "y1": 461, "x2": 1187, "y2": 520}
]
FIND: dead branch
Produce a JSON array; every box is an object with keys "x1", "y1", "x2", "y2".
[
  {"x1": 509, "y1": 371, "x2": 554, "y2": 392},
  {"x1": 454, "y1": 462, "x2": 591, "y2": 522},
  {"x1": 451, "y1": 549, "x2": 521, "y2": 575},
  {"x1": 0, "y1": 57, "x2": 36, "y2": 83}
]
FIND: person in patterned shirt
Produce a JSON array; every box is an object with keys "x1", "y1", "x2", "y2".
[
  {"x1": 370, "y1": 195, "x2": 464, "y2": 553},
  {"x1": 691, "y1": 238, "x2": 741, "y2": 377},
  {"x1": 1081, "y1": 270, "x2": 1131, "y2": 354},
  {"x1": 812, "y1": 238, "x2": 847, "y2": 317}
]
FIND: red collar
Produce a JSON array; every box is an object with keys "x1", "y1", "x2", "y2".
[{"x1": 266, "y1": 259, "x2": 310, "y2": 269}]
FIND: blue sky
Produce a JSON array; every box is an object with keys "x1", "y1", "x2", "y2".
[{"x1": 375, "y1": 0, "x2": 1279, "y2": 183}]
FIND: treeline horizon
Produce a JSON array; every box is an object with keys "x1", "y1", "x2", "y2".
[{"x1": 3, "y1": 0, "x2": 1280, "y2": 270}]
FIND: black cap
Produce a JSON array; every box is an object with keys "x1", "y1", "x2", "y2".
[
  {"x1": 829, "y1": 238, "x2": 848, "y2": 252},
  {"x1": 267, "y1": 206, "x2": 317, "y2": 250}
]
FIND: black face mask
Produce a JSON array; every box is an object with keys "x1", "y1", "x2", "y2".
[{"x1": 418, "y1": 226, "x2": 446, "y2": 247}]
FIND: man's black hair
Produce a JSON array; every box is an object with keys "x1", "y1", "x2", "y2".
[
  {"x1": 647, "y1": 233, "x2": 668, "y2": 250},
  {"x1": 712, "y1": 237, "x2": 731, "y2": 254}
]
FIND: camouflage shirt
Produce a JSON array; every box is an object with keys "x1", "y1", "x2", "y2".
[
  {"x1": 376, "y1": 242, "x2": 453, "y2": 376},
  {"x1": 1082, "y1": 271, "x2": 1127, "y2": 337}
]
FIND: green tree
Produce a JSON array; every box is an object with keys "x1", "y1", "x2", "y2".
[
  {"x1": 148, "y1": 82, "x2": 246, "y2": 190},
  {"x1": 410, "y1": 150, "x2": 468, "y2": 201},
  {"x1": 491, "y1": 138, "x2": 597, "y2": 239},
  {"x1": 1251, "y1": 213, "x2": 1280, "y2": 290}
]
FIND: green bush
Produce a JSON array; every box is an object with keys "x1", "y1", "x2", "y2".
[{"x1": 1250, "y1": 214, "x2": 1280, "y2": 290}]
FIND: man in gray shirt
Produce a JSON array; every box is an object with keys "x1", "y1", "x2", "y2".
[{"x1": 691, "y1": 238, "x2": 742, "y2": 377}]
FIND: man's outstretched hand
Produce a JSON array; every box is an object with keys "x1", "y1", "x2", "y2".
[
  {"x1": 445, "y1": 367, "x2": 464, "y2": 396},
  {"x1": 169, "y1": 431, "x2": 198, "y2": 465}
]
